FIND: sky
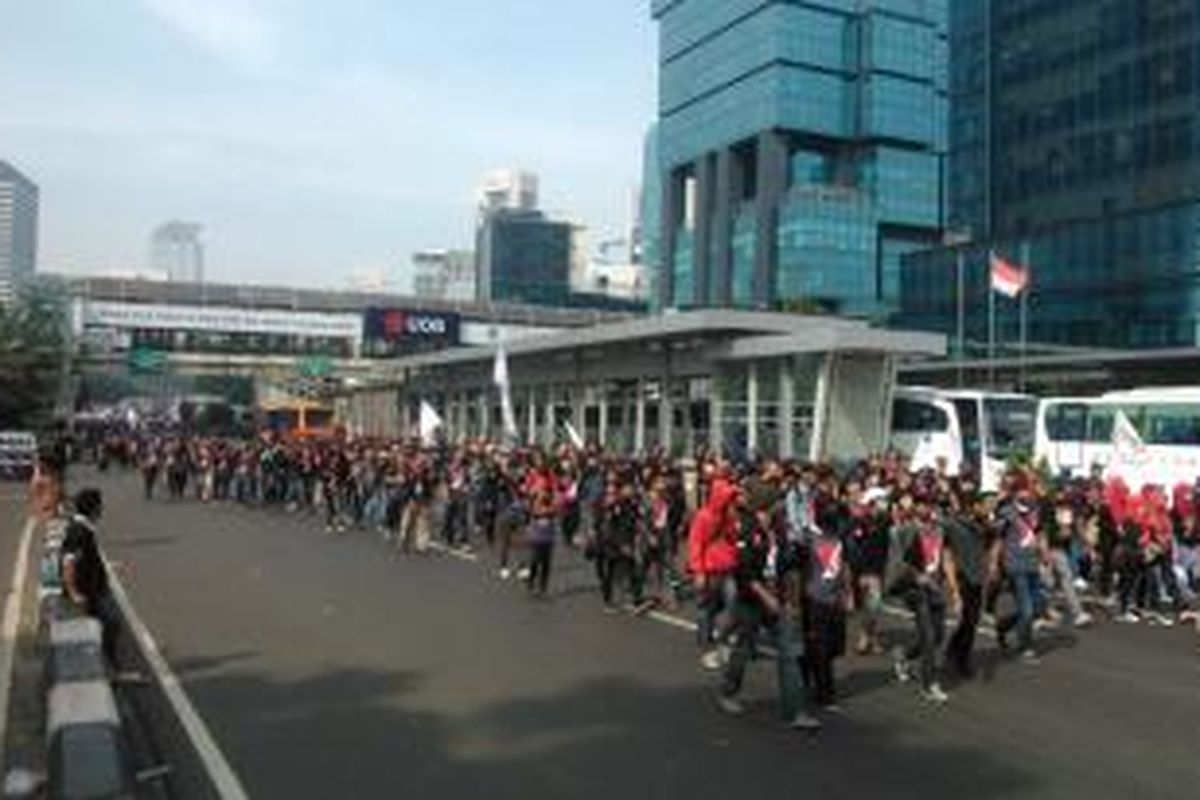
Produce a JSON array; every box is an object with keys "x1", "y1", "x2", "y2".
[{"x1": 0, "y1": 0, "x2": 657, "y2": 289}]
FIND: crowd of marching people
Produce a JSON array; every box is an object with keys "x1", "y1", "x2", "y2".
[{"x1": 88, "y1": 430, "x2": 1199, "y2": 730}]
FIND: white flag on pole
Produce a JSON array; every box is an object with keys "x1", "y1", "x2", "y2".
[
  {"x1": 1112, "y1": 409, "x2": 1143, "y2": 454},
  {"x1": 419, "y1": 401, "x2": 443, "y2": 446},
  {"x1": 492, "y1": 344, "x2": 518, "y2": 441},
  {"x1": 563, "y1": 420, "x2": 585, "y2": 450}
]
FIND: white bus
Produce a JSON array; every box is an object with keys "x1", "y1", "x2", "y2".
[
  {"x1": 890, "y1": 388, "x2": 1038, "y2": 492},
  {"x1": 1036, "y1": 387, "x2": 1200, "y2": 491}
]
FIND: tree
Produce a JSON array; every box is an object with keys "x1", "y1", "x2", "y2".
[{"x1": 0, "y1": 278, "x2": 70, "y2": 430}]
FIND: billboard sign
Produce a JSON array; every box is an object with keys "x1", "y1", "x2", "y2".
[{"x1": 363, "y1": 309, "x2": 460, "y2": 344}]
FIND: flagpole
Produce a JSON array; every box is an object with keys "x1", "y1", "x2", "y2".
[
  {"x1": 1019, "y1": 240, "x2": 1030, "y2": 393},
  {"x1": 988, "y1": 251, "x2": 996, "y2": 389},
  {"x1": 956, "y1": 247, "x2": 965, "y2": 388}
]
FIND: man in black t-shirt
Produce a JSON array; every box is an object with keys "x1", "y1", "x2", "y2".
[
  {"x1": 717, "y1": 507, "x2": 821, "y2": 731},
  {"x1": 60, "y1": 488, "x2": 118, "y2": 665}
]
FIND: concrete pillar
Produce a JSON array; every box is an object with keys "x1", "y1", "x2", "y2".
[
  {"x1": 634, "y1": 377, "x2": 647, "y2": 454},
  {"x1": 810, "y1": 355, "x2": 836, "y2": 462},
  {"x1": 780, "y1": 357, "x2": 796, "y2": 460},
  {"x1": 747, "y1": 362, "x2": 760, "y2": 457},
  {"x1": 598, "y1": 385, "x2": 609, "y2": 449},
  {"x1": 659, "y1": 376, "x2": 672, "y2": 456},
  {"x1": 693, "y1": 155, "x2": 715, "y2": 306},
  {"x1": 712, "y1": 147, "x2": 735, "y2": 305},
  {"x1": 659, "y1": 169, "x2": 682, "y2": 308},
  {"x1": 526, "y1": 386, "x2": 537, "y2": 446},
  {"x1": 754, "y1": 130, "x2": 789, "y2": 309},
  {"x1": 544, "y1": 385, "x2": 557, "y2": 447},
  {"x1": 572, "y1": 383, "x2": 587, "y2": 447}
]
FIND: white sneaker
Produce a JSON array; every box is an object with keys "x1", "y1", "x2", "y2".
[
  {"x1": 892, "y1": 649, "x2": 912, "y2": 684},
  {"x1": 499, "y1": 567, "x2": 512, "y2": 580},
  {"x1": 700, "y1": 649, "x2": 723, "y2": 671},
  {"x1": 790, "y1": 711, "x2": 822, "y2": 731},
  {"x1": 1072, "y1": 577, "x2": 1089, "y2": 592},
  {"x1": 716, "y1": 695, "x2": 745, "y2": 716},
  {"x1": 1074, "y1": 612, "x2": 1094, "y2": 628},
  {"x1": 1116, "y1": 611, "x2": 1140, "y2": 624},
  {"x1": 921, "y1": 683, "x2": 950, "y2": 704}
]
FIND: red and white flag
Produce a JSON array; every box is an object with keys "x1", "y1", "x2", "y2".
[{"x1": 990, "y1": 252, "x2": 1029, "y2": 298}]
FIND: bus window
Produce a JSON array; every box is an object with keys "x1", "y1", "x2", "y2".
[
  {"x1": 1086, "y1": 408, "x2": 1114, "y2": 442},
  {"x1": 1045, "y1": 403, "x2": 1087, "y2": 442},
  {"x1": 1144, "y1": 404, "x2": 1200, "y2": 445},
  {"x1": 985, "y1": 397, "x2": 1036, "y2": 458},
  {"x1": 892, "y1": 399, "x2": 949, "y2": 433}
]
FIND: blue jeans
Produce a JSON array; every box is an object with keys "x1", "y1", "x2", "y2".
[
  {"x1": 721, "y1": 600, "x2": 804, "y2": 719},
  {"x1": 998, "y1": 570, "x2": 1044, "y2": 652},
  {"x1": 697, "y1": 575, "x2": 735, "y2": 648},
  {"x1": 1174, "y1": 544, "x2": 1198, "y2": 605}
]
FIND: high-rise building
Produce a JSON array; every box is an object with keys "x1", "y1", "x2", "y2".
[
  {"x1": 476, "y1": 209, "x2": 572, "y2": 306},
  {"x1": 648, "y1": 0, "x2": 948, "y2": 315},
  {"x1": 412, "y1": 249, "x2": 475, "y2": 301},
  {"x1": 150, "y1": 221, "x2": 205, "y2": 284},
  {"x1": 477, "y1": 169, "x2": 539, "y2": 219},
  {"x1": 0, "y1": 160, "x2": 39, "y2": 305},
  {"x1": 900, "y1": 0, "x2": 1200, "y2": 349}
]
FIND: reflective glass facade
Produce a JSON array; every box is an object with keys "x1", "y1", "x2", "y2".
[
  {"x1": 649, "y1": 0, "x2": 947, "y2": 315},
  {"x1": 476, "y1": 209, "x2": 572, "y2": 307},
  {"x1": 901, "y1": 0, "x2": 1200, "y2": 349}
]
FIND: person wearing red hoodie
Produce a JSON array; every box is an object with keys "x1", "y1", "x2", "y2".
[
  {"x1": 1136, "y1": 485, "x2": 1182, "y2": 625},
  {"x1": 688, "y1": 477, "x2": 740, "y2": 670}
]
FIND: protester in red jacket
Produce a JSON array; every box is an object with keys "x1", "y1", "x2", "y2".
[{"x1": 688, "y1": 478, "x2": 741, "y2": 668}]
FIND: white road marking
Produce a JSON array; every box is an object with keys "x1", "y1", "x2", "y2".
[
  {"x1": 425, "y1": 541, "x2": 480, "y2": 563},
  {"x1": 0, "y1": 517, "x2": 36, "y2": 765},
  {"x1": 107, "y1": 568, "x2": 249, "y2": 800},
  {"x1": 646, "y1": 610, "x2": 698, "y2": 633}
]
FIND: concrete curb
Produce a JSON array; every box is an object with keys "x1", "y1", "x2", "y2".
[{"x1": 38, "y1": 518, "x2": 133, "y2": 799}]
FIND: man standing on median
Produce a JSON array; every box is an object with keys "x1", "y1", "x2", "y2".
[{"x1": 60, "y1": 488, "x2": 119, "y2": 666}]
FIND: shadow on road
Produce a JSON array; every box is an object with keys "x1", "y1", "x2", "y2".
[{"x1": 177, "y1": 664, "x2": 1040, "y2": 800}]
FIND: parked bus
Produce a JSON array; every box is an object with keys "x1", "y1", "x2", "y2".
[
  {"x1": 258, "y1": 399, "x2": 337, "y2": 440},
  {"x1": 1035, "y1": 387, "x2": 1200, "y2": 491},
  {"x1": 890, "y1": 388, "x2": 1037, "y2": 492}
]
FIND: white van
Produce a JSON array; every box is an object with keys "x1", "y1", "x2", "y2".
[
  {"x1": 890, "y1": 388, "x2": 1037, "y2": 492},
  {"x1": 1036, "y1": 387, "x2": 1200, "y2": 491},
  {"x1": 0, "y1": 431, "x2": 38, "y2": 481}
]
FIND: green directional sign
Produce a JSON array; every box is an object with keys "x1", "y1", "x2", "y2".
[
  {"x1": 127, "y1": 347, "x2": 168, "y2": 374},
  {"x1": 297, "y1": 355, "x2": 333, "y2": 379}
]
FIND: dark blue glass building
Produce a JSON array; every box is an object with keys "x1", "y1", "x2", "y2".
[
  {"x1": 900, "y1": 0, "x2": 1200, "y2": 349},
  {"x1": 476, "y1": 209, "x2": 573, "y2": 307},
  {"x1": 649, "y1": 0, "x2": 948, "y2": 316}
]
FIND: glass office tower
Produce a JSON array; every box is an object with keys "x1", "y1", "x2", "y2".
[
  {"x1": 650, "y1": 0, "x2": 948, "y2": 316},
  {"x1": 901, "y1": 0, "x2": 1200, "y2": 348}
]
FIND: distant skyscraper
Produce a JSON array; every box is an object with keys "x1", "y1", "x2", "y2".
[
  {"x1": 0, "y1": 160, "x2": 39, "y2": 305},
  {"x1": 649, "y1": 0, "x2": 948, "y2": 314},
  {"x1": 476, "y1": 209, "x2": 572, "y2": 306},
  {"x1": 150, "y1": 221, "x2": 205, "y2": 284},
  {"x1": 900, "y1": 0, "x2": 1200, "y2": 349},
  {"x1": 413, "y1": 249, "x2": 475, "y2": 301},
  {"x1": 477, "y1": 169, "x2": 539, "y2": 219}
]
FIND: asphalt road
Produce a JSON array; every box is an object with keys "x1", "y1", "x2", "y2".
[{"x1": 82, "y1": 469, "x2": 1198, "y2": 800}]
